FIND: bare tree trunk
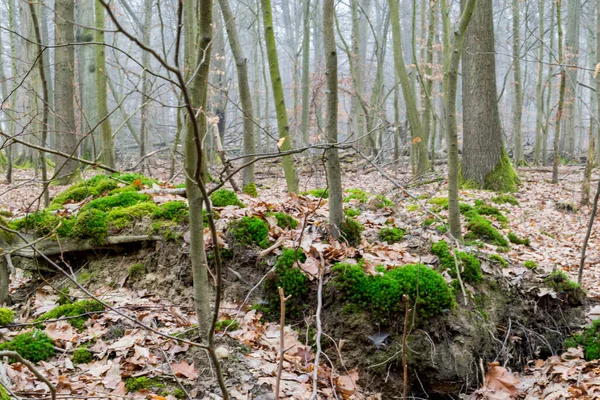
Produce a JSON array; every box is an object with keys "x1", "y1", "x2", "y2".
[
  {"x1": 78, "y1": 0, "x2": 98, "y2": 161},
  {"x1": 552, "y1": 0, "x2": 566, "y2": 184},
  {"x1": 534, "y1": 0, "x2": 545, "y2": 165},
  {"x1": 562, "y1": 0, "x2": 580, "y2": 159},
  {"x1": 511, "y1": 0, "x2": 524, "y2": 167},
  {"x1": 300, "y1": 0, "x2": 311, "y2": 147},
  {"x1": 54, "y1": 0, "x2": 79, "y2": 184},
  {"x1": 139, "y1": 0, "x2": 153, "y2": 173},
  {"x1": 323, "y1": 0, "x2": 344, "y2": 237}
]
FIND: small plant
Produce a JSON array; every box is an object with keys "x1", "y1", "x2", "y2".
[
  {"x1": 129, "y1": 263, "x2": 146, "y2": 279},
  {"x1": 492, "y1": 194, "x2": 519, "y2": 206},
  {"x1": 0, "y1": 308, "x2": 14, "y2": 326},
  {"x1": 243, "y1": 182, "x2": 258, "y2": 197},
  {"x1": 211, "y1": 188, "x2": 244, "y2": 207},
  {"x1": 36, "y1": 300, "x2": 104, "y2": 330},
  {"x1": 340, "y1": 218, "x2": 363, "y2": 246},
  {"x1": 215, "y1": 319, "x2": 240, "y2": 332},
  {"x1": 344, "y1": 188, "x2": 369, "y2": 203},
  {"x1": 70, "y1": 209, "x2": 108, "y2": 244},
  {"x1": 344, "y1": 207, "x2": 361, "y2": 217},
  {"x1": 464, "y1": 214, "x2": 509, "y2": 247},
  {"x1": 378, "y1": 227, "x2": 405, "y2": 244},
  {"x1": 524, "y1": 260, "x2": 537, "y2": 270},
  {"x1": 172, "y1": 388, "x2": 186, "y2": 399},
  {"x1": 270, "y1": 212, "x2": 299, "y2": 230},
  {"x1": 303, "y1": 188, "x2": 329, "y2": 199},
  {"x1": 124, "y1": 376, "x2": 164, "y2": 393},
  {"x1": 489, "y1": 254, "x2": 508, "y2": 267},
  {"x1": 373, "y1": 194, "x2": 393, "y2": 209},
  {"x1": 262, "y1": 248, "x2": 308, "y2": 318},
  {"x1": 508, "y1": 232, "x2": 530, "y2": 246},
  {"x1": 152, "y1": 201, "x2": 189, "y2": 223},
  {"x1": 71, "y1": 347, "x2": 93, "y2": 364},
  {"x1": 431, "y1": 240, "x2": 482, "y2": 283},
  {"x1": 565, "y1": 319, "x2": 600, "y2": 361},
  {"x1": 544, "y1": 270, "x2": 581, "y2": 293},
  {"x1": 332, "y1": 263, "x2": 454, "y2": 321},
  {"x1": 230, "y1": 216, "x2": 270, "y2": 248},
  {"x1": 0, "y1": 330, "x2": 55, "y2": 363}
]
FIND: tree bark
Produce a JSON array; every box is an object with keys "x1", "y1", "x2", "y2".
[
  {"x1": 552, "y1": 0, "x2": 566, "y2": 184},
  {"x1": 562, "y1": 0, "x2": 580, "y2": 158},
  {"x1": 534, "y1": 0, "x2": 545, "y2": 165},
  {"x1": 511, "y1": 0, "x2": 524, "y2": 166}
]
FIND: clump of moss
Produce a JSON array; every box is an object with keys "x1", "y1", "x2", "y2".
[
  {"x1": 270, "y1": 212, "x2": 298, "y2": 230},
  {"x1": 151, "y1": 220, "x2": 180, "y2": 241},
  {"x1": 378, "y1": 227, "x2": 405, "y2": 244},
  {"x1": 459, "y1": 203, "x2": 474, "y2": 213},
  {"x1": 303, "y1": 188, "x2": 329, "y2": 199},
  {"x1": 508, "y1": 232, "x2": 530, "y2": 246},
  {"x1": 71, "y1": 347, "x2": 93, "y2": 364},
  {"x1": 565, "y1": 319, "x2": 600, "y2": 361},
  {"x1": 70, "y1": 209, "x2": 108, "y2": 244},
  {"x1": 211, "y1": 188, "x2": 244, "y2": 207},
  {"x1": 0, "y1": 308, "x2": 14, "y2": 326},
  {"x1": 406, "y1": 204, "x2": 419, "y2": 212},
  {"x1": 464, "y1": 213, "x2": 509, "y2": 247},
  {"x1": 429, "y1": 197, "x2": 449, "y2": 207},
  {"x1": 114, "y1": 172, "x2": 157, "y2": 187},
  {"x1": 344, "y1": 207, "x2": 361, "y2": 217},
  {"x1": 474, "y1": 200, "x2": 508, "y2": 223},
  {"x1": 431, "y1": 240, "x2": 482, "y2": 283},
  {"x1": 344, "y1": 188, "x2": 368, "y2": 203},
  {"x1": 489, "y1": 254, "x2": 508, "y2": 267},
  {"x1": 172, "y1": 388, "x2": 186, "y2": 399},
  {"x1": 230, "y1": 216, "x2": 269, "y2": 248},
  {"x1": 106, "y1": 202, "x2": 159, "y2": 229},
  {"x1": 524, "y1": 260, "x2": 537, "y2": 270},
  {"x1": 9, "y1": 210, "x2": 60, "y2": 236},
  {"x1": 544, "y1": 270, "x2": 582, "y2": 294},
  {"x1": 372, "y1": 194, "x2": 393, "y2": 209},
  {"x1": 262, "y1": 248, "x2": 308, "y2": 318},
  {"x1": 152, "y1": 201, "x2": 188, "y2": 223},
  {"x1": 36, "y1": 300, "x2": 104, "y2": 330},
  {"x1": 481, "y1": 149, "x2": 518, "y2": 192},
  {"x1": 0, "y1": 330, "x2": 55, "y2": 363},
  {"x1": 0, "y1": 385, "x2": 9, "y2": 400},
  {"x1": 243, "y1": 182, "x2": 258, "y2": 197},
  {"x1": 332, "y1": 263, "x2": 454, "y2": 321},
  {"x1": 49, "y1": 175, "x2": 119, "y2": 209},
  {"x1": 492, "y1": 194, "x2": 519, "y2": 206},
  {"x1": 215, "y1": 319, "x2": 240, "y2": 332},
  {"x1": 129, "y1": 263, "x2": 145, "y2": 279},
  {"x1": 87, "y1": 191, "x2": 151, "y2": 212},
  {"x1": 340, "y1": 218, "x2": 363, "y2": 246},
  {"x1": 125, "y1": 376, "x2": 164, "y2": 393}
]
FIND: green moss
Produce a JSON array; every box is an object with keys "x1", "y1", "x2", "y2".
[
  {"x1": 129, "y1": 263, "x2": 145, "y2": 279},
  {"x1": 474, "y1": 200, "x2": 508, "y2": 223},
  {"x1": 230, "y1": 216, "x2": 269, "y2": 248},
  {"x1": 344, "y1": 188, "x2": 368, "y2": 203},
  {"x1": 436, "y1": 225, "x2": 448, "y2": 234},
  {"x1": 464, "y1": 213, "x2": 509, "y2": 247},
  {"x1": 524, "y1": 260, "x2": 537, "y2": 270},
  {"x1": 556, "y1": 201, "x2": 578, "y2": 213},
  {"x1": 262, "y1": 249, "x2": 308, "y2": 318},
  {"x1": 303, "y1": 188, "x2": 329, "y2": 199},
  {"x1": 429, "y1": 197, "x2": 449, "y2": 208},
  {"x1": 431, "y1": 240, "x2": 482, "y2": 283},
  {"x1": 0, "y1": 330, "x2": 55, "y2": 363},
  {"x1": 489, "y1": 254, "x2": 508, "y2": 267},
  {"x1": 373, "y1": 194, "x2": 393, "y2": 209},
  {"x1": 422, "y1": 217, "x2": 435, "y2": 227},
  {"x1": 172, "y1": 388, "x2": 186, "y2": 399},
  {"x1": 406, "y1": 204, "x2": 419, "y2": 212},
  {"x1": 71, "y1": 347, "x2": 93, "y2": 364},
  {"x1": 344, "y1": 207, "x2": 361, "y2": 217},
  {"x1": 508, "y1": 232, "x2": 530, "y2": 246},
  {"x1": 270, "y1": 212, "x2": 298, "y2": 230},
  {"x1": 106, "y1": 202, "x2": 160, "y2": 229},
  {"x1": 340, "y1": 218, "x2": 363, "y2": 246},
  {"x1": 0, "y1": 385, "x2": 9, "y2": 400},
  {"x1": 87, "y1": 192, "x2": 151, "y2": 212},
  {"x1": 215, "y1": 319, "x2": 240, "y2": 332},
  {"x1": 483, "y1": 149, "x2": 518, "y2": 192},
  {"x1": 152, "y1": 201, "x2": 188, "y2": 223},
  {"x1": 565, "y1": 319, "x2": 600, "y2": 361},
  {"x1": 124, "y1": 377, "x2": 164, "y2": 393},
  {"x1": 151, "y1": 220, "x2": 180, "y2": 241},
  {"x1": 378, "y1": 227, "x2": 405, "y2": 244},
  {"x1": 459, "y1": 203, "x2": 474, "y2": 213},
  {"x1": 9, "y1": 210, "x2": 60, "y2": 236},
  {"x1": 210, "y1": 188, "x2": 244, "y2": 207},
  {"x1": 496, "y1": 246, "x2": 510, "y2": 253},
  {"x1": 70, "y1": 209, "x2": 108, "y2": 244},
  {"x1": 36, "y1": 300, "x2": 104, "y2": 330},
  {"x1": 332, "y1": 263, "x2": 454, "y2": 321},
  {"x1": 0, "y1": 308, "x2": 14, "y2": 326},
  {"x1": 243, "y1": 182, "x2": 258, "y2": 197},
  {"x1": 113, "y1": 172, "x2": 157, "y2": 187},
  {"x1": 544, "y1": 270, "x2": 582, "y2": 294},
  {"x1": 49, "y1": 175, "x2": 119, "y2": 209},
  {"x1": 492, "y1": 194, "x2": 519, "y2": 206}
]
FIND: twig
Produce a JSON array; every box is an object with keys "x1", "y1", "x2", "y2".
[
  {"x1": 578, "y1": 176, "x2": 600, "y2": 284},
  {"x1": 0, "y1": 351, "x2": 56, "y2": 400},
  {"x1": 275, "y1": 287, "x2": 291, "y2": 399},
  {"x1": 402, "y1": 294, "x2": 411, "y2": 400}
]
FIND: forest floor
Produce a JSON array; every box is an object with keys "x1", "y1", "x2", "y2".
[{"x1": 1, "y1": 163, "x2": 600, "y2": 399}]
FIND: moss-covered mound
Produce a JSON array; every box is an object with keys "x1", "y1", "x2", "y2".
[
  {"x1": 262, "y1": 248, "x2": 308, "y2": 318},
  {"x1": 0, "y1": 330, "x2": 55, "y2": 363},
  {"x1": 36, "y1": 300, "x2": 104, "y2": 330},
  {"x1": 431, "y1": 240, "x2": 482, "y2": 284},
  {"x1": 229, "y1": 216, "x2": 270, "y2": 248}
]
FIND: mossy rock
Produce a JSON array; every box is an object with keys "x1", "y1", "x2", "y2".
[
  {"x1": 464, "y1": 212, "x2": 509, "y2": 247},
  {"x1": 344, "y1": 207, "x2": 361, "y2": 217},
  {"x1": 152, "y1": 201, "x2": 189, "y2": 223},
  {"x1": 49, "y1": 175, "x2": 119, "y2": 210},
  {"x1": 113, "y1": 172, "x2": 157, "y2": 187},
  {"x1": 125, "y1": 376, "x2": 164, "y2": 393},
  {"x1": 87, "y1": 192, "x2": 152, "y2": 212},
  {"x1": 488, "y1": 254, "x2": 508, "y2": 268},
  {"x1": 523, "y1": 260, "x2": 537, "y2": 270}
]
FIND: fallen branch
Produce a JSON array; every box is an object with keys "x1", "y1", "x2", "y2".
[{"x1": 0, "y1": 351, "x2": 56, "y2": 400}]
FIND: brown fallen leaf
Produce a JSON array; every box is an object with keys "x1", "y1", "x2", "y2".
[
  {"x1": 171, "y1": 359, "x2": 199, "y2": 380},
  {"x1": 486, "y1": 362, "x2": 519, "y2": 398}
]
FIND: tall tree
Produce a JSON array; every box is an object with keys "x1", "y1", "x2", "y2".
[
  {"x1": 78, "y1": 0, "x2": 98, "y2": 161},
  {"x1": 534, "y1": 0, "x2": 545, "y2": 165},
  {"x1": 54, "y1": 0, "x2": 79, "y2": 183},
  {"x1": 462, "y1": 0, "x2": 517, "y2": 192},
  {"x1": 389, "y1": 0, "x2": 429, "y2": 175},
  {"x1": 323, "y1": 0, "x2": 343, "y2": 236},
  {"x1": 218, "y1": 0, "x2": 256, "y2": 188},
  {"x1": 552, "y1": 0, "x2": 566, "y2": 183},
  {"x1": 562, "y1": 0, "x2": 580, "y2": 157},
  {"x1": 261, "y1": 0, "x2": 300, "y2": 193},
  {"x1": 95, "y1": 0, "x2": 116, "y2": 169},
  {"x1": 300, "y1": 0, "x2": 311, "y2": 147},
  {"x1": 139, "y1": 0, "x2": 153, "y2": 173},
  {"x1": 511, "y1": 0, "x2": 524, "y2": 166}
]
